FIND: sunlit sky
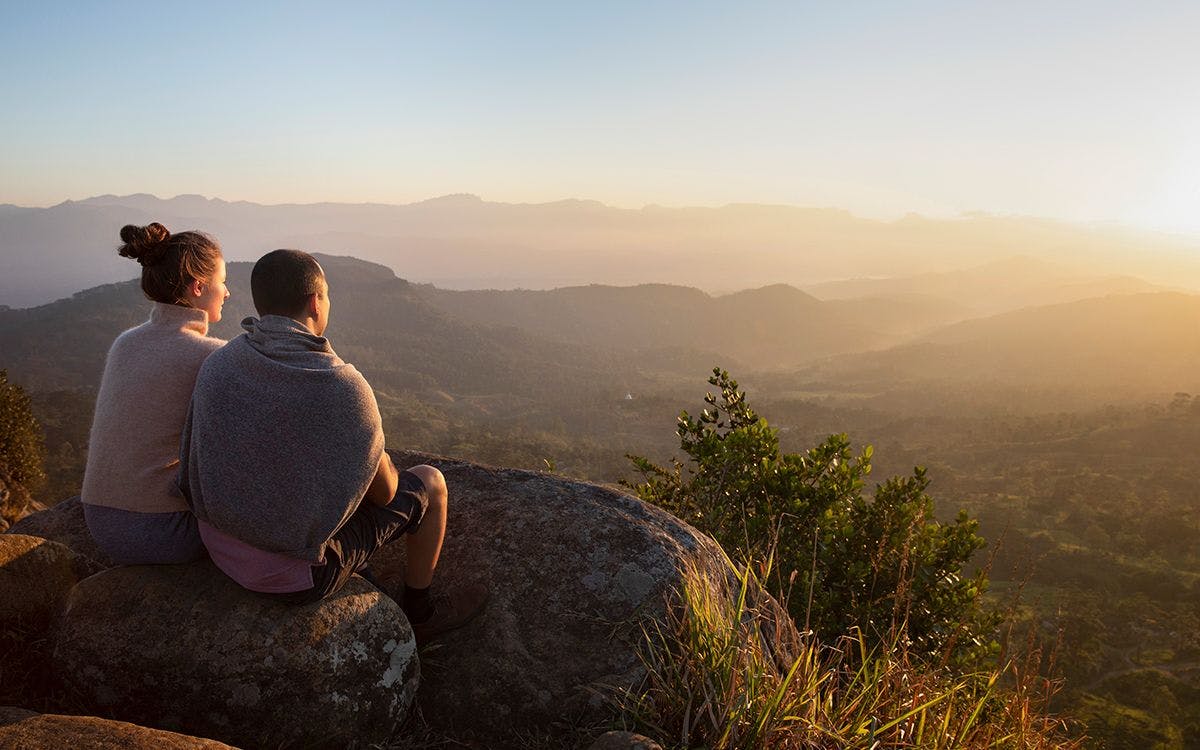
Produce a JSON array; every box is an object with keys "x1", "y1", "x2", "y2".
[{"x1": 2, "y1": 1, "x2": 1198, "y2": 234}]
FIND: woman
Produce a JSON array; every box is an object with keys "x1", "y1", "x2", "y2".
[{"x1": 81, "y1": 222, "x2": 229, "y2": 564}]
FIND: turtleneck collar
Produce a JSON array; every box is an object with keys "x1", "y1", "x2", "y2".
[{"x1": 149, "y1": 301, "x2": 209, "y2": 336}]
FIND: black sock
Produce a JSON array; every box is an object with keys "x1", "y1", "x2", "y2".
[{"x1": 403, "y1": 585, "x2": 434, "y2": 623}]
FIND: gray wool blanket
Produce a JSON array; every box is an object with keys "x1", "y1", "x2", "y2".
[{"x1": 179, "y1": 315, "x2": 384, "y2": 562}]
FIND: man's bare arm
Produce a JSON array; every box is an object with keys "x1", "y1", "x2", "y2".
[{"x1": 364, "y1": 452, "x2": 399, "y2": 507}]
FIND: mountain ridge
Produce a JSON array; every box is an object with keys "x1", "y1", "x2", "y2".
[{"x1": 4, "y1": 193, "x2": 1198, "y2": 308}]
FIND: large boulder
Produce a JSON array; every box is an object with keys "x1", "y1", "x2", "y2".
[
  {"x1": 371, "y1": 450, "x2": 741, "y2": 744},
  {"x1": 52, "y1": 560, "x2": 418, "y2": 749},
  {"x1": 6, "y1": 496, "x2": 114, "y2": 568},
  {"x1": 0, "y1": 707, "x2": 235, "y2": 749}
]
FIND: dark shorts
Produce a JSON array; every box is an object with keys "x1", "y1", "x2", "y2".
[{"x1": 272, "y1": 470, "x2": 429, "y2": 605}]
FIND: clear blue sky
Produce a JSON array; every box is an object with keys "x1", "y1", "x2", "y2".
[{"x1": 2, "y1": 1, "x2": 1198, "y2": 233}]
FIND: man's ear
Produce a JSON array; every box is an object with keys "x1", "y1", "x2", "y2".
[{"x1": 306, "y1": 292, "x2": 321, "y2": 318}]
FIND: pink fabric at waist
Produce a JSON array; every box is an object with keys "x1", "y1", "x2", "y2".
[{"x1": 197, "y1": 520, "x2": 314, "y2": 593}]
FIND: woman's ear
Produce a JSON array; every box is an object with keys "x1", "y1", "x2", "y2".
[{"x1": 189, "y1": 278, "x2": 205, "y2": 299}]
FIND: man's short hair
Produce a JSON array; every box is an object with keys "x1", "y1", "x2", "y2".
[{"x1": 251, "y1": 249, "x2": 325, "y2": 318}]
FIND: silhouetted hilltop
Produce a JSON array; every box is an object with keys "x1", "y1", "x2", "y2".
[{"x1": 418, "y1": 281, "x2": 964, "y2": 370}]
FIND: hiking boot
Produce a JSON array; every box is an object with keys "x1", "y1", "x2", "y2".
[{"x1": 409, "y1": 582, "x2": 489, "y2": 644}]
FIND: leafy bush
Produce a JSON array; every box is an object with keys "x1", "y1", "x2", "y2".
[
  {"x1": 0, "y1": 369, "x2": 46, "y2": 524},
  {"x1": 627, "y1": 369, "x2": 997, "y2": 663}
]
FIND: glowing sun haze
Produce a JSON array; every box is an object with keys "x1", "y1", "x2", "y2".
[{"x1": 2, "y1": 1, "x2": 1198, "y2": 235}]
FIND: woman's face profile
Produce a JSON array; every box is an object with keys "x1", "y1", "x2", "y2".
[{"x1": 193, "y1": 257, "x2": 230, "y2": 324}]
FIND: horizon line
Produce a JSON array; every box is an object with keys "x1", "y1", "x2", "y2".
[{"x1": 4, "y1": 191, "x2": 1199, "y2": 241}]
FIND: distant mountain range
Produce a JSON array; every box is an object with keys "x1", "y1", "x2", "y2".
[{"x1": 3, "y1": 193, "x2": 1198, "y2": 308}]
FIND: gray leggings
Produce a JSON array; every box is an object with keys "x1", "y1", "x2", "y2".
[{"x1": 83, "y1": 503, "x2": 206, "y2": 565}]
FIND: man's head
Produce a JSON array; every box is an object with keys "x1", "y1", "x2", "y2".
[{"x1": 251, "y1": 249, "x2": 330, "y2": 335}]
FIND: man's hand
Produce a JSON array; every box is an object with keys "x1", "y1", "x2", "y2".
[{"x1": 363, "y1": 452, "x2": 400, "y2": 507}]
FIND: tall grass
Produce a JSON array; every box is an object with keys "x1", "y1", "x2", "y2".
[{"x1": 614, "y1": 557, "x2": 1080, "y2": 749}]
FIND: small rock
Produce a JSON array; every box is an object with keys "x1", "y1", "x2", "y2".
[
  {"x1": 589, "y1": 730, "x2": 665, "y2": 750},
  {"x1": 52, "y1": 560, "x2": 418, "y2": 749},
  {"x1": 0, "y1": 707, "x2": 236, "y2": 748},
  {"x1": 0, "y1": 534, "x2": 102, "y2": 629},
  {"x1": 0, "y1": 533, "x2": 103, "y2": 708},
  {"x1": 6, "y1": 496, "x2": 114, "y2": 568}
]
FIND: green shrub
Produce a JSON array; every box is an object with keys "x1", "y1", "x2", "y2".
[{"x1": 627, "y1": 368, "x2": 997, "y2": 664}]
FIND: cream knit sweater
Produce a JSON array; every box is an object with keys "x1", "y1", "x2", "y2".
[{"x1": 82, "y1": 302, "x2": 224, "y2": 514}]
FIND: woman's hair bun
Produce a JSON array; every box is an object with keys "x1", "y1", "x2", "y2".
[{"x1": 118, "y1": 222, "x2": 172, "y2": 266}]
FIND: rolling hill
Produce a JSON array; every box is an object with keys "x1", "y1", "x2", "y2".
[
  {"x1": 419, "y1": 282, "x2": 968, "y2": 370},
  {"x1": 786, "y1": 291, "x2": 1200, "y2": 410}
]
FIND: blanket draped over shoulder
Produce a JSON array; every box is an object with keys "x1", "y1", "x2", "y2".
[{"x1": 180, "y1": 315, "x2": 385, "y2": 562}]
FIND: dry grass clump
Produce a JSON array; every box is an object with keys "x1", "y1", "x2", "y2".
[{"x1": 613, "y1": 558, "x2": 1081, "y2": 749}]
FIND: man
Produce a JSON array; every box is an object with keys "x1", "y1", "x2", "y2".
[{"x1": 180, "y1": 249, "x2": 483, "y2": 641}]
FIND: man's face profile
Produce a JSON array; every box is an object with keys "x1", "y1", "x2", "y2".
[{"x1": 313, "y1": 275, "x2": 331, "y2": 336}]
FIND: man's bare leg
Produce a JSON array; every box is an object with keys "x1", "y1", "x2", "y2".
[
  {"x1": 403, "y1": 463, "x2": 447, "y2": 590},
  {"x1": 397, "y1": 462, "x2": 487, "y2": 641}
]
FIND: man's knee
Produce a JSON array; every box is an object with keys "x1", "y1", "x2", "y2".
[{"x1": 407, "y1": 464, "x2": 447, "y2": 507}]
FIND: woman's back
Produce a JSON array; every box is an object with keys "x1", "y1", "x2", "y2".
[
  {"x1": 82, "y1": 302, "x2": 223, "y2": 514},
  {"x1": 80, "y1": 222, "x2": 229, "y2": 565}
]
